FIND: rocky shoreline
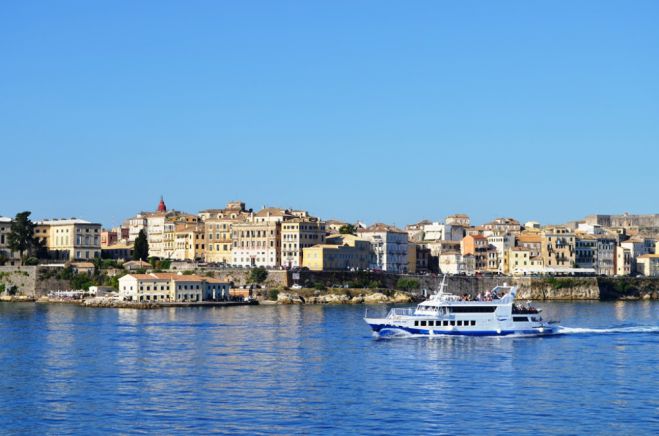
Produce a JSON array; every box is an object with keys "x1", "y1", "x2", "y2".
[{"x1": 273, "y1": 291, "x2": 416, "y2": 305}]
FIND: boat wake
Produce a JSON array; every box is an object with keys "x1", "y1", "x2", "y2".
[{"x1": 557, "y1": 326, "x2": 659, "y2": 335}]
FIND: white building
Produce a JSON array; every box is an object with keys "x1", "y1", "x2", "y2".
[
  {"x1": 358, "y1": 223, "x2": 408, "y2": 273},
  {"x1": 438, "y1": 252, "x2": 475, "y2": 275},
  {"x1": 486, "y1": 234, "x2": 515, "y2": 272},
  {"x1": 118, "y1": 273, "x2": 230, "y2": 302}
]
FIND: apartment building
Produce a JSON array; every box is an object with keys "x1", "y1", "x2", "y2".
[
  {"x1": 281, "y1": 218, "x2": 325, "y2": 268},
  {"x1": 231, "y1": 207, "x2": 293, "y2": 267},
  {"x1": 357, "y1": 223, "x2": 408, "y2": 273},
  {"x1": 34, "y1": 218, "x2": 102, "y2": 260},
  {"x1": 541, "y1": 227, "x2": 575, "y2": 269}
]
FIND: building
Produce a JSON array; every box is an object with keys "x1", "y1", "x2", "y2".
[
  {"x1": 34, "y1": 218, "x2": 102, "y2": 260},
  {"x1": 487, "y1": 234, "x2": 515, "y2": 272},
  {"x1": 281, "y1": 218, "x2": 325, "y2": 268},
  {"x1": 0, "y1": 216, "x2": 13, "y2": 259},
  {"x1": 203, "y1": 201, "x2": 251, "y2": 264},
  {"x1": 438, "y1": 252, "x2": 475, "y2": 275},
  {"x1": 619, "y1": 238, "x2": 656, "y2": 274},
  {"x1": 171, "y1": 223, "x2": 205, "y2": 261},
  {"x1": 302, "y1": 234, "x2": 371, "y2": 271},
  {"x1": 461, "y1": 234, "x2": 492, "y2": 272},
  {"x1": 636, "y1": 254, "x2": 659, "y2": 277},
  {"x1": 118, "y1": 273, "x2": 230, "y2": 302},
  {"x1": 405, "y1": 220, "x2": 430, "y2": 242},
  {"x1": 504, "y1": 247, "x2": 530, "y2": 275},
  {"x1": 615, "y1": 246, "x2": 632, "y2": 276},
  {"x1": 483, "y1": 218, "x2": 522, "y2": 235},
  {"x1": 101, "y1": 242, "x2": 133, "y2": 260},
  {"x1": 445, "y1": 214, "x2": 470, "y2": 227},
  {"x1": 231, "y1": 207, "x2": 294, "y2": 267},
  {"x1": 128, "y1": 213, "x2": 150, "y2": 243},
  {"x1": 324, "y1": 220, "x2": 349, "y2": 234},
  {"x1": 516, "y1": 233, "x2": 542, "y2": 258},
  {"x1": 357, "y1": 223, "x2": 408, "y2": 273},
  {"x1": 541, "y1": 227, "x2": 575, "y2": 270}
]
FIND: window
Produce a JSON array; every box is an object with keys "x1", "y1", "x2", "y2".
[
  {"x1": 420, "y1": 321, "x2": 426, "y2": 326},
  {"x1": 457, "y1": 320, "x2": 462, "y2": 326},
  {"x1": 443, "y1": 320, "x2": 449, "y2": 326},
  {"x1": 471, "y1": 320, "x2": 476, "y2": 326},
  {"x1": 450, "y1": 320, "x2": 456, "y2": 326},
  {"x1": 513, "y1": 316, "x2": 529, "y2": 322}
]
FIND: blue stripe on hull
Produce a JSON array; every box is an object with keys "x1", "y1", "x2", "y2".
[{"x1": 369, "y1": 324, "x2": 556, "y2": 337}]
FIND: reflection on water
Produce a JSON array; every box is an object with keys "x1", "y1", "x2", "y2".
[{"x1": 0, "y1": 301, "x2": 657, "y2": 434}]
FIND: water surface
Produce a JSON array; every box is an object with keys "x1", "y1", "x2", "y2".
[{"x1": 0, "y1": 301, "x2": 657, "y2": 435}]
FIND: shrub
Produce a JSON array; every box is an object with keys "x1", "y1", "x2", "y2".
[
  {"x1": 396, "y1": 277, "x2": 420, "y2": 292},
  {"x1": 24, "y1": 257, "x2": 39, "y2": 266},
  {"x1": 269, "y1": 290, "x2": 279, "y2": 301}
]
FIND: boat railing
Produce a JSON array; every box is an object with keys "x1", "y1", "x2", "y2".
[{"x1": 387, "y1": 308, "x2": 416, "y2": 318}]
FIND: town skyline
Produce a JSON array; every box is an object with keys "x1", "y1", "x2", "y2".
[{"x1": 2, "y1": 198, "x2": 659, "y2": 230}]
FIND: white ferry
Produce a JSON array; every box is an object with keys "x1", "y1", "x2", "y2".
[{"x1": 364, "y1": 278, "x2": 557, "y2": 337}]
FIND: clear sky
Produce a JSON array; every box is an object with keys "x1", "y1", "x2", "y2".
[{"x1": 2, "y1": 1, "x2": 658, "y2": 228}]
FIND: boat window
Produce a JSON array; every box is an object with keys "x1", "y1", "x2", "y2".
[
  {"x1": 450, "y1": 320, "x2": 456, "y2": 326},
  {"x1": 471, "y1": 320, "x2": 476, "y2": 326},
  {"x1": 420, "y1": 321, "x2": 427, "y2": 326},
  {"x1": 513, "y1": 316, "x2": 528, "y2": 322},
  {"x1": 414, "y1": 320, "x2": 419, "y2": 326},
  {"x1": 457, "y1": 320, "x2": 462, "y2": 326},
  {"x1": 443, "y1": 320, "x2": 449, "y2": 326},
  {"x1": 449, "y1": 306, "x2": 497, "y2": 313}
]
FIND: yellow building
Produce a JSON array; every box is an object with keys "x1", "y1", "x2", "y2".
[
  {"x1": 302, "y1": 234, "x2": 371, "y2": 271},
  {"x1": 200, "y1": 201, "x2": 251, "y2": 264},
  {"x1": 636, "y1": 254, "x2": 659, "y2": 277},
  {"x1": 541, "y1": 226, "x2": 575, "y2": 269},
  {"x1": 504, "y1": 247, "x2": 531, "y2": 275},
  {"x1": 34, "y1": 218, "x2": 102, "y2": 260},
  {"x1": 171, "y1": 223, "x2": 205, "y2": 261}
]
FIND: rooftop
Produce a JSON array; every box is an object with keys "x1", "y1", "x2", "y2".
[{"x1": 37, "y1": 218, "x2": 98, "y2": 225}]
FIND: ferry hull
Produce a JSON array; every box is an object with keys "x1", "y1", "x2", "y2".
[{"x1": 366, "y1": 321, "x2": 558, "y2": 337}]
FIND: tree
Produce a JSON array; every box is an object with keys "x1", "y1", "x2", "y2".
[
  {"x1": 7, "y1": 211, "x2": 38, "y2": 264},
  {"x1": 396, "y1": 277, "x2": 420, "y2": 292},
  {"x1": 339, "y1": 224, "x2": 357, "y2": 235},
  {"x1": 249, "y1": 266, "x2": 268, "y2": 284},
  {"x1": 133, "y1": 229, "x2": 149, "y2": 261}
]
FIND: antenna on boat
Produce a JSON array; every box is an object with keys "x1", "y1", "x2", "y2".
[{"x1": 439, "y1": 274, "x2": 447, "y2": 294}]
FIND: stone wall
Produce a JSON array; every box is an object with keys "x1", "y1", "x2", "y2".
[{"x1": 0, "y1": 266, "x2": 37, "y2": 297}]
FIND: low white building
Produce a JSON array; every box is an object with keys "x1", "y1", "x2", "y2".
[{"x1": 118, "y1": 273, "x2": 230, "y2": 303}]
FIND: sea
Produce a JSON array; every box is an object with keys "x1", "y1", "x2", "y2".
[{"x1": 0, "y1": 301, "x2": 657, "y2": 435}]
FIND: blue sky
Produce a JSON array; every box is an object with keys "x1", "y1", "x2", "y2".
[{"x1": 1, "y1": 1, "x2": 658, "y2": 228}]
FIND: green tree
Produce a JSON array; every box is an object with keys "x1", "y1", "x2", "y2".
[
  {"x1": 7, "y1": 211, "x2": 38, "y2": 264},
  {"x1": 133, "y1": 229, "x2": 149, "y2": 261},
  {"x1": 396, "y1": 277, "x2": 420, "y2": 292},
  {"x1": 339, "y1": 224, "x2": 357, "y2": 235},
  {"x1": 249, "y1": 266, "x2": 268, "y2": 284}
]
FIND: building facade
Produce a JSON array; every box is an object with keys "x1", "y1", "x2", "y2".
[
  {"x1": 281, "y1": 218, "x2": 325, "y2": 268},
  {"x1": 357, "y1": 224, "x2": 408, "y2": 273},
  {"x1": 541, "y1": 227, "x2": 575, "y2": 269},
  {"x1": 118, "y1": 273, "x2": 230, "y2": 302},
  {"x1": 34, "y1": 219, "x2": 102, "y2": 260}
]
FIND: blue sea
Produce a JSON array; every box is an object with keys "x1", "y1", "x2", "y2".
[{"x1": 0, "y1": 301, "x2": 657, "y2": 435}]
